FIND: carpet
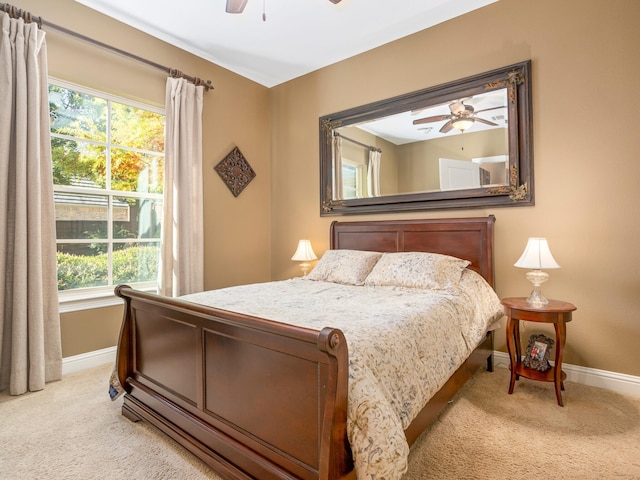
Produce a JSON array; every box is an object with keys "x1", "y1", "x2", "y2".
[{"x1": 1, "y1": 363, "x2": 639, "y2": 479}]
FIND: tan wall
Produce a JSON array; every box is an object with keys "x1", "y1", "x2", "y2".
[
  {"x1": 20, "y1": 0, "x2": 272, "y2": 357},
  {"x1": 270, "y1": 0, "x2": 640, "y2": 376},
  {"x1": 397, "y1": 128, "x2": 507, "y2": 192},
  {"x1": 17, "y1": 0, "x2": 640, "y2": 377}
]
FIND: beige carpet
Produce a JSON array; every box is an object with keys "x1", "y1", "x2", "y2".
[{"x1": 1, "y1": 363, "x2": 639, "y2": 479}]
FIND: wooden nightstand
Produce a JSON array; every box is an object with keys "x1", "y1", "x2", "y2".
[{"x1": 501, "y1": 297, "x2": 577, "y2": 406}]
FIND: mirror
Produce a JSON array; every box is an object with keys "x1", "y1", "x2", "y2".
[{"x1": 319, "y1": 61, "x2": 533, "y2": 215}]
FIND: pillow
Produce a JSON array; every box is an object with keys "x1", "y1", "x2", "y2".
[
  {"x1": 306, "y1": 249, "x2": 382, "y2": 285},
  {"x1": 363, "y1": 251, "x2": 471, "y2": 292}
]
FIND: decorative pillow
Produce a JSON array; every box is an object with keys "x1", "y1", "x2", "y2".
[
  {"x1": 306, "y1": 249, "x2": 383, "y2": 285},
  {"x1": 363, "y1": 251, "x2": 471, "y2": 292}
]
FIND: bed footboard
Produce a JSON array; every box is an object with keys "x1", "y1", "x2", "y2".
[{"x1": 115, "y1": 285, "x2": 354, "y2": 480}]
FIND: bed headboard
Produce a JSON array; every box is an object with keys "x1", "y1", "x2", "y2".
[{"x1": 330, "y1": 215, "x2": 496, "y2": 287}]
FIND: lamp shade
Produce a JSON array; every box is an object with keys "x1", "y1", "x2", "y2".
[
  {"x1": 291, "y1": 239, "x2": 317, "y2": 262},
  {"x1": 514, "y1": 237, "x2": 560, "y2": 269}
]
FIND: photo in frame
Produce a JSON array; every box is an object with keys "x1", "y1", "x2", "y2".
[{"x1": 523, "y1": 333, "x2": 554, "y2": 372}]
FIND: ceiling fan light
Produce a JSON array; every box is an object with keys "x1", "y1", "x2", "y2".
[{"x1": 451, "y1": 118, "x2": 474, "y2": 132}]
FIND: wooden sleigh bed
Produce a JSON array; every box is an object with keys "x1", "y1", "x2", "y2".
[{"x1": 114, "y1": 216, "x2": 497, "y2": 480}]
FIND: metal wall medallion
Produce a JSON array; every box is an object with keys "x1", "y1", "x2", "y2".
[{"x1": 214, "y1": 146, "x2": 256, "y2": 197}]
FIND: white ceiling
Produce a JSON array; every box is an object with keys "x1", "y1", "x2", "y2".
[
  {"x1": 74, "y1": 0, "x2": 497, "y2": 88},
  {"x1": 359, "y1": 88, "x2": 509, "y2": 144}
]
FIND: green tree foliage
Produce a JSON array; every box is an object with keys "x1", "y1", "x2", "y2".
[
  {"x1": 49, "y1": 85, "x2": 164, "y2": 193},
  {"x1": 50, "y1": 85, "x2": 106, "y2": 187},
  {"x1": 110, "y1": 102, "x2": 165, "y2": 193}
]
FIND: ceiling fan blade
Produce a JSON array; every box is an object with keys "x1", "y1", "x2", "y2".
[
  {"x1": 474, "y1": 117, "x2": 499, "y2": 127},
  {"x1": 226, "y1": 0, "x2": 248, "y2": 13},
  {"x1": 474, "y1": 105, "x2": 506, "y2": 114},
  {"x1": 413, "y1": 114, "x2": 451, "y2": 125},
  {"x1": 440, "y1": 121, "x2": 454, "y2": 133}
]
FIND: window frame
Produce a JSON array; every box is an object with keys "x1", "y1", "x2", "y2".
[
  {"x1": 341, "y1": 159, "x2": 364, "y2": 200},
  {"x1": 49, "y1": 77, "x2": 165, "y2": 312}
]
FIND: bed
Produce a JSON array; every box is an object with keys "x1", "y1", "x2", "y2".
[{"x1": 114, "y1": 216, "x2": 501, "y2": 480}]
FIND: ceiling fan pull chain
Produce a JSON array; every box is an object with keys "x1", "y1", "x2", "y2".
[{"x1": 262, "y1": 0, "x2": 266, "y2": 21}]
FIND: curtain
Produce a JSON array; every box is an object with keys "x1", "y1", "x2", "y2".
[
  {"x1": 367, "y1": 149, "x2": 381, "y2": 197},
  {"x1": 0, "y1": 13, "x2": 62, "y2": 395},
  {"x1": 158, "y1": 77, "x2": 204, "y2": 297},
  {"x1": 332, "y1": 134, "x2": 343, "y2": 200}
]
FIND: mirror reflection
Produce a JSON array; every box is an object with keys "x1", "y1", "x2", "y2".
[
  {"x1": 319, "y1": 61, "x2": 533, "y2": 215},
  {"x1": 333, "y1": 88, "x2": 509, "y2": 200}
]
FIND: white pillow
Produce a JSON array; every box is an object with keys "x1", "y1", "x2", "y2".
[
  {"x1": 363, "y1": 251, "x2": 471, "y2": 292},
  {"x1": 306, "y1": 249, "x2": 382, "y2": 285}
]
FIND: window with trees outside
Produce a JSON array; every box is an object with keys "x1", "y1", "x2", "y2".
[
  {"x1": 49, "y1": 80, "x2": 165, "y2": 308},
  {"x1": 342, "y1": 161, "x2": 362, "y2": 199}
]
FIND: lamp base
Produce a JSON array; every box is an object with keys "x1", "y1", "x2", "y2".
[
  {"x1": 525, "y1": 269, "x2": 549, "y2": 308},
  {"x1": 299, "y1": 262, "x2": 310, "y2": 276}
]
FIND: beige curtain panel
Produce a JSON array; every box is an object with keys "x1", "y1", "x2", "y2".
[
  {"x1": 0, "y1": 12, "x2": 62, "y2": 395},
  {"x1": 367, "y1": 149, "x2": 381, "y2": 197},
  {"x1": 158, "y1": 77, "x2": 204, "y2": 297}
]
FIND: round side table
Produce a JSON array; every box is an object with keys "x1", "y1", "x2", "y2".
[{"x1": 501, "y1": 297, "x2": 577, "y2": 406}]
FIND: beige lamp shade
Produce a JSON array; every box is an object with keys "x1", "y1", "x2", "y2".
[
  {"x1": 291, "y1": 240, "x2": 317, "y2": 262},
  {"x1": 514, "y1": 237, "x2": 560, "y2": 269},
  {"x1": 291, "y1": 240, "x2": 317, "y2": 276}
]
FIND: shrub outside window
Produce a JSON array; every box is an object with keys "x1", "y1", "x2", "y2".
[{"x1": 49, "y1": 80, "x2": 165, "y2": 305}]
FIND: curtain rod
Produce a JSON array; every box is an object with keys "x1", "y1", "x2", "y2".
[
  {"x1": 334, "y1": 132, "x2": 382, "y2": 153},
  {"x1": 0, "y1": 2, "x2": 214, "y2": 91}
]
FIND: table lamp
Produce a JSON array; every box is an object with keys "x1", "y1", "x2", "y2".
[
  {"x1": 514, "y1": 237, "x2": 560, "y2": 308},
  {"x1": 291, "y1": 239, "x2": 317, "y2": 276}
]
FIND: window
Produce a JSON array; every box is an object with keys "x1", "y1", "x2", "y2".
[
  {"x1": 342, "y1": 160, "x2": 363, "y2": 199},
  {"x1": 49, "y1": 80, "x2": 165, "y2": 309}
]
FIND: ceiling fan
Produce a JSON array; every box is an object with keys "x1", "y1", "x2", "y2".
[
  {"x1": 226, "y1": 0, "x2": 342, "y2": 14},
  {"x1": 412, "y1": 100, "x2": 504, "y2": 134}
]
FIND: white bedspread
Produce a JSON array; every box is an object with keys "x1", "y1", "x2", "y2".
[{"x1": 181, "y1": 269, "x2": 503, "y2": 480}]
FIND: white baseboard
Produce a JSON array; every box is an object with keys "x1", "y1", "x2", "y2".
[
  {"x1": 62, "y1": 346, "x2": 116, "y2": 376},
  {"x1": 493, "y1": 351, "x2": 640, "y2": 398},
  {"x1": 61, "y1": 347, "x2": 640, "y2": 398}
]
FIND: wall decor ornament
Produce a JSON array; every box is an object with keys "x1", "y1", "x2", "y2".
[{"x1": 215, "y1": 146, "x2": 256, "y2": 197}]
